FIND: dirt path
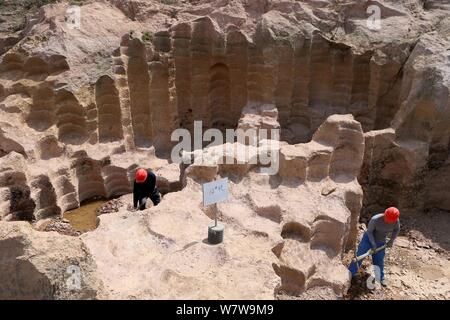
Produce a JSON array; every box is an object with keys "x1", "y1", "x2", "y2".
[{"x1": 345, "y1": 211, "x2": 450, "y2": 300}]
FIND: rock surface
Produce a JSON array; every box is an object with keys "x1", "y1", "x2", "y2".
[
  {"x1": 0, "y1": 0, "x2": 448, "y2": 219},
  {"x1": 0, "y1": 0, "x2": 449, "y2": 299},
  {"x1": 0, "y1": 221, "x2": 102, "y2": 299},
  {"x1": 81, "y1": 114, "x2": 364, "y2": 299}
]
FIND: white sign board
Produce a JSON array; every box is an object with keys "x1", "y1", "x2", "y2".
[{"x1": 202, "y1": 178, "x2": 228, "y2": 206}]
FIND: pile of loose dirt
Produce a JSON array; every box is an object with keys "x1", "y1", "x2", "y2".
[
  {"x1": 96, "y1": 198, "x2": 124, "y2": 216},
  {"x1": 34, "y1": 217, "x2": 81, "y2": 236}
]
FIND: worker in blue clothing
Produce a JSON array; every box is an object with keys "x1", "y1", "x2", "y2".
[{"x1": 348, "y1": 207, "x2": 400, "y2": 287}]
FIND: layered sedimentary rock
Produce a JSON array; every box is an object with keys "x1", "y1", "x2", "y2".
[
  {"x1": 0, "y1": 0, "x2": 449, "y2": 299},
  {"x1": 80, "y1": 114, "x2": 364, "y2": 299},
  {"x1": 0, "y1": 147, "x2": 181, "y2": 222},
  {"x1": 360, "y1": 31, "x2": 450, "y2": 216},
  {"x1": 0, "y1": 221, "x2": 102, "y2": 299},
  {"x1": 95, "y1": 75, "x2": 124, "y2": 143},
  {"x1": 1, "y1": 0, "x2": 447, "y2": 218}
]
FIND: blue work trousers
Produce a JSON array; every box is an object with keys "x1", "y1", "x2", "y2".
[{"x1": 348, "y1": 232, "x2": 386, "y2": 280}]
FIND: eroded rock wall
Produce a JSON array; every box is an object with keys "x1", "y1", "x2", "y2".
[
  {"x1": 0, "y1": 0, "x2": 449, "y2": 300},
  {"x1": 360, "y1": 31, "x2": 450, "y2": 217},
  {"x1": 81, "y1": 114, "x2": 364, "y2": 299}
]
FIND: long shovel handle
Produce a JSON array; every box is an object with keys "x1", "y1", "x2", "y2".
[{"x1": 355, "y1": 244, "x2": 387, "y2": 262}]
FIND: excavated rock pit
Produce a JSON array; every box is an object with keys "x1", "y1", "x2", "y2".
[{"x1": 0, "y1": 0, "x2": 449, "y2": 299}]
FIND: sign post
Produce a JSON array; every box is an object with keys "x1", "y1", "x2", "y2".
[{"x1": 202, "y1": 178, "x2": 228, "y2": 244}]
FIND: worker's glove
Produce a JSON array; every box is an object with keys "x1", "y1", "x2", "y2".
[{"x1": 386, "y1": 240, "x2": 394, "y2": 248}]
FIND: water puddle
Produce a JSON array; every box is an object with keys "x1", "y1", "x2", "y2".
[{"x1": 63, "y1": 199, "x2": 107, "y2": 232}]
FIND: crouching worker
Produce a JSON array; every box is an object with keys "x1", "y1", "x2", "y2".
[
  {"x1": 348, "y1": 207, "x2": 400, "y2": 286},
  {"x1": 133, "y1": 168, "x2": 161, "y2": 210}
]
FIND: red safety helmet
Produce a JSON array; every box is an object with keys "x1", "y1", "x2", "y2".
[
  {"x1": 135, "y1": 168, "x2": 147, "y2": 183},
  {"x1": 384, "y1": 207, "x2": 400, "y2": 223}
]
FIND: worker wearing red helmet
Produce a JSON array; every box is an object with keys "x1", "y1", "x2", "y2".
[
  {"x1": 348, "y1": 207, "x2": 400, "y2": 287},
  {"x1": 133, "y1": 168, "x2": 161, "y2": 210}
]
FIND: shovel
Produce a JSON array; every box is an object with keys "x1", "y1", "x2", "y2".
[
  {"x1": 353, "y1": 243, "x2": 387, "y2": 263},
  {"x1": 352, "y1": 236, "x2": 391, "y2": 264}
]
